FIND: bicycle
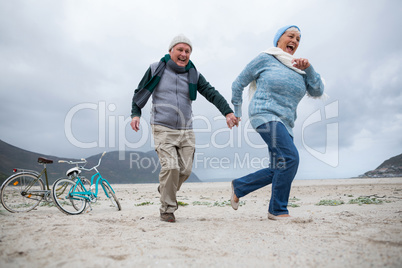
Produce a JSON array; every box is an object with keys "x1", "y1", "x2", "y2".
[
  {"x1": 0, "y1": 157, "x2": 90, "y2": 213},
  {"x1": 52, "y1": 152, "x2": 121, "y2": 215}
]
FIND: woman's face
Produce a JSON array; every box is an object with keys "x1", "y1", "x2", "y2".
[{"x1": 277, "y1": 30, "x2": 300, "y2": 55}]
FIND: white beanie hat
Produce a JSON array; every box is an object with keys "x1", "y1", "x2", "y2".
[{"x1": 168, "y1": 34, "x2": 192, "y2": 51}]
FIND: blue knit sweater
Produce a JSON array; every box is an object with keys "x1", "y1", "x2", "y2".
[{"x1": 232, "y1": 53, "x2": 324, "y2": 137}]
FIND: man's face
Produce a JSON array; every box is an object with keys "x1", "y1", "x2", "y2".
[{"x1": 169, "y1": 43, "x2": 191, "y2": 67}]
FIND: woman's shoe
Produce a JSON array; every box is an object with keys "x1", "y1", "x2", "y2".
[
  {"x1": 268, "y1": 212, "x2": 291, "y2": 220},
  {"x1": 231, "y1": 182, "x2": 239, "y2": 210}
]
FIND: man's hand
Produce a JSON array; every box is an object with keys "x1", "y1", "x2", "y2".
[
  {"x1": 130, "y1": 117, "x2": 140, "y2": 132},
  {"x1": 226, "y1": 113, "x2": 238, "y2": 129}
]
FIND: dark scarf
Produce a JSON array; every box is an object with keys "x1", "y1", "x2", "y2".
[{"x1": 133, "y1": 54, "x2": 198, "y2": 108}]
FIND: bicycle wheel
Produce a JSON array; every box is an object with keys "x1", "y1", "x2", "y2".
[
  {"x1": 101, "y1": 181, "x2": 121, "y2": 211},
  {"x1": 71, "y1": 177, "x2": 90, "y2": 211},
  {"x1": 52, "y1": 178, "x2": 87, "y2": 215},
  {"x1": 0, "y1": 173, "x2": 45, "y2": 213}
]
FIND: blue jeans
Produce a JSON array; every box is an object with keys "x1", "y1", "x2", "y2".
[{"x1": 232, "y1": 121, "x2": 299, "y2": 216}]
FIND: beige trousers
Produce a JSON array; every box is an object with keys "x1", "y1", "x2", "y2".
[{"x1": 152, "y1": 124, "x2": 195, "y2": 213}]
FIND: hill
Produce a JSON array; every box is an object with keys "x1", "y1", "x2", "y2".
[
  {"x1": 0, "y1": 139, "x2": 201, "y2": 184},
  {"x1": 360, "y1": 153, "x2": 402, "y2": 178}
]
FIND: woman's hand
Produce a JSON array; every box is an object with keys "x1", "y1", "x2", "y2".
[
  {"x1": 292, "y1": 58, "x2": 310, "y2": 70},
  {"x1": 226, "y1": 113, "x2": 239, "y2": 129}
]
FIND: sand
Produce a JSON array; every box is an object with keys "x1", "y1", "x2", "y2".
[{"x1": 0, "y1": 178, "x2": 401, "y2": 267}]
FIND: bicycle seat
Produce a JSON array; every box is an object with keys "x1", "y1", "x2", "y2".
[
  {"x1": 66, "y1": 167, "x2": 81, "y2": 177},
  {"x1": 38, "y1": 157, "x2": 53, "y2": 164}
]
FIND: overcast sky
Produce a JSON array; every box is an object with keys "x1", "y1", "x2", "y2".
[{"x1": 1, "y1": 0, "x2": 401, "y2": 180}]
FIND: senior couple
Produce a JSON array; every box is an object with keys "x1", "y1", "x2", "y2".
[{"x1": 131, "y1": 25, "x2": 325, "y2": 222}]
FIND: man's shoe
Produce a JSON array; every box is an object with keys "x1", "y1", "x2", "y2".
[
  {"x1": 268, "y1": 212, "x2": 291, "y2": 221},
  {"x1": 160, "y1": 213, "x2": 175, "y2": 223},
  {"x1": 231, "y1": 182, "x2": 239, "y2": 210}
]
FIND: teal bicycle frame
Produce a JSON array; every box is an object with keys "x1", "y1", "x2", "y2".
[
  {"x1": 53, "y1": 151, "x2": 121, "y2": 215},
  {"x1": 70, "y1": 172, "x2": 116, "y2": 202}
]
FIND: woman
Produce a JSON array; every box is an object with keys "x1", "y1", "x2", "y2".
[{"x1": 230, "y1": 25, "x2": 325, "y2": 220}]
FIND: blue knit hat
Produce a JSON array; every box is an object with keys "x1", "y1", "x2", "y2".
[{"x1": 273, "y1": 25, "x2": 301, "y2": 47}]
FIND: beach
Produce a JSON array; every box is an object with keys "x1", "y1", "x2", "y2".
[{"x1": 0, "y1": 178, "x2": 401, "y2": 267}]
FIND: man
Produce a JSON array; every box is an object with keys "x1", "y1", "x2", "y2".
[{"x1": 131, "y1": 34, "x2": 238, "y2": 222}]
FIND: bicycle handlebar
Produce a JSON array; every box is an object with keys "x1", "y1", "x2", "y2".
[
  {"x1": 58, "y1": 159, "x2": 87, "y2": 165},
  {"x1": 77, "y1": 151, "x2": 106, "y2": 172},
  {"x1": 58, "y1": 151, "x2": 106, "y2": 172}
]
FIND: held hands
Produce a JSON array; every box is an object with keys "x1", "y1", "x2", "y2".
[
  {"x1": 130, "y1": 117, "x2": 140, "y2": 132},
  {"x1": 226, "y1": 113, "x2": 240, "y2": 129},
  {"x1": 292, "y1": 58, "x2": 310, "y2": 70}
]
